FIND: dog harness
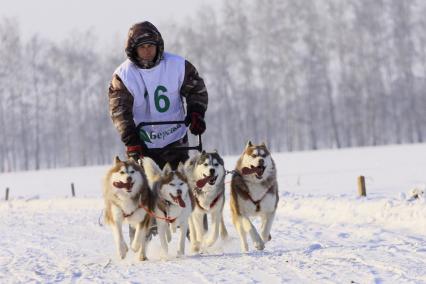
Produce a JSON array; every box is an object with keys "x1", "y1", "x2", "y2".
[
  {"x1": 194, "y1": 175, "x2": 224, "y2": 211},
  {"x1": 194, "y1": 192, "x2": 223, "y2": 211},
  {"x1": 122, "y1": 204, "x2": 144, "y2": 218},
  {"x1": 236, "y1": 171, "x2": 274, "y2": 212},
  {"x1": 111, "y1": 199, "x2": 145, "y2": 219},
  {"x1": 141, "y1": 201, "x2": 177, "y2": 224},
  {"x1": 112, "y1": 197, "x2": 176, "y2": 223},
  {"x1": 245, "y1": 190, "x2": 270, "y2": 212}
]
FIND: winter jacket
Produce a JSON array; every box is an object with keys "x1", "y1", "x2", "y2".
[
  {"x1": 108, "y1": 21, "x2": 208, "y2": 153},
  {"x1": 108, "y1": 60, "x2": 208, "y2": 148}
]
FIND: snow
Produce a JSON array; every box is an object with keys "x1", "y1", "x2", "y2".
[{"x1": 1, "y1": 143, "x2": 426, "y2": 283}]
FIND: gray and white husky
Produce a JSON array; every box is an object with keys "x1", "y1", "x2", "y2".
[
  {"x1": 103, "y1": 157, "x2": 155, "y2": 261},
  {"x1": 142, "y1": 157, "x2": 193, "y2": 258},
  {"x1": 185, "y1": 151, "x2": 228, "y2": 252},
  {"x1": 230, "y1": 141, "x2": 279, "y2": 252}
]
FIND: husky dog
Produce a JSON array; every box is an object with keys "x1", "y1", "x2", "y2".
[
  {"x1": 142, "y1": 157, "x2": 193, "y2": 258},
  {"x1": 185, "y1": 151, "x2": 228, "y2": 252},
  {"x1": 230, "y1": 141, "x2": 279, "y2": 252},
  {"x1": 103, "y1": 157, "x2": 155, "y2": 261}
]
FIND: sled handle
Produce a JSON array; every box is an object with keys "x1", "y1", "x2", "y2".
[{"x1": 136, "y1": 120, "x2": 202, "y2": 152}]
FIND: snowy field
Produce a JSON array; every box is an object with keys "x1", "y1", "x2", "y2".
[{"x1": 1, "y1": 143, "x2": 426, "y2": 283}]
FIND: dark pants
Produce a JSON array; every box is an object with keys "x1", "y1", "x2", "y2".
[{"x1": 145, "y1": 135, "x2": 189, "y2": 170}]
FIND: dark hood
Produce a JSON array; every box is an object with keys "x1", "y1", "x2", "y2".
[{"x1": 125, "y1": 21, "x2": 164, "y2": 69}]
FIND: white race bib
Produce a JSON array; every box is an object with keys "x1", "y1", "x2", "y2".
[{"x1": 115, "y1": 53, "x2": 187, "y2": 148}]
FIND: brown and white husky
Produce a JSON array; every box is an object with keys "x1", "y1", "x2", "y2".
[
  {"x1": 230, "y1": 141, "x2": 279, "y2": 252},
  {"x1": 103, "y1": 156, "x2": 155, "y2": 261},
  {"x1": 142, "y1": 157, "x2": 193, "y2": 258}
]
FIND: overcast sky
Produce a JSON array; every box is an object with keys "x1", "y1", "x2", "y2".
[{"x1": 0, "y1": 0, "x2": 219, "y2": 44}]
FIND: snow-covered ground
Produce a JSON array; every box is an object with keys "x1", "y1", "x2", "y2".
[{"x1": 1, "y1": 143, "x2": 426, "y2": 283}]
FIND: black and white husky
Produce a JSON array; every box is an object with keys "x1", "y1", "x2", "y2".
[
  {"x1": 230, "y1": 142, "x2": 279, "y2": 252},
  {"x1": 185, "y1": 151, "x2": 228, "y2": 252},
  {"x1": 103, "y1": 157, "x2": 155, "y2": 261},
  {"x1": 142, "y1": 157, "x2": 193, "y2": 258}
]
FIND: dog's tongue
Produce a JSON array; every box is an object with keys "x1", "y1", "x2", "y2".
[
  {"x1": 196, "y1": 176, "x2": 211, "y2": 188},
  {"x1": 241, "y1": 167, "x2": 257, "y2": 175},
  {"x1": 241, "y1": 167, "x2": 262, "y2": 175},
  {"x1": 113, "y1": 181, "x2": 132, "y2": 190},
  {"x1": 176, "y1": 195, "x2": 186, "y2": 208}
]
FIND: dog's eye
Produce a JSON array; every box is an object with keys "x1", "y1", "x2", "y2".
[
  {"x1": 204, "y1": 163, "x2": 208, "y2": 167},
  {"x1": 120, "y1": 171, "x2": 125, "y2": 174},
  {"x1": 251, "y1": 154, "x2": 257, "y2": 158},
  {"x1": 129, "y1": 170, "x2": 135, "y2": 174},
  {"x1": 179, "y1": 182, "x2": 184, "y2": 186},
  {"x1": 169, "y1": 183, "x2": 175, "y2": 186},
  {"x1": 213, "y1": 163, "x2": 219, "y2": 167}
]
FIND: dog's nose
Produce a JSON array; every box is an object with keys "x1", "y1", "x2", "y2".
[
  {"x1": 209, "y1": 168, "x2": 215, "y2": 175},
  {"x1": 127, "y1": 176, "x2": 132, "y2": 183},
  {"x1": 177, "y1": 189, "x2": 182, "y2": 195},
  {"x1": 258, "y1": 159, "x2": 264, "y2": 166}
]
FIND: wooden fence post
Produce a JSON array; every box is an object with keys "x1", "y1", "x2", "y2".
[
  {"x1": 357, "y1": 176, "x2": 366, "y2": 197},
  {"x1": 71, "y1": 183, "x2": 75, "y2": 197},
  {"x1": 5, "y1": 187, "x2": 9, "y2": 201}
]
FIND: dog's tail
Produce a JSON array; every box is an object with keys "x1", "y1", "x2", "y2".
[{"x1": 220, "y1": 216, "x2": 228, "y2": 240}]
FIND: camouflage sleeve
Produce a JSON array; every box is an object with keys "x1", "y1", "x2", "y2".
[
  {"x1": 108, "y1": 74, "x2": 142, "y2": 147},
  {"x1": 180, "y1": 60, "x2": 208, "y2": 116}
]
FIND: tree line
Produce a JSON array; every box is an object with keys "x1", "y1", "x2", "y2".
[{"x1": 1, "y1": 0, "x2": 425, "y2": 172}]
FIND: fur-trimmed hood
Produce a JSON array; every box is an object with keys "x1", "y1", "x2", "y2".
[{"x1": 125, "y1": 21, "x2": 164, "y2": 69}]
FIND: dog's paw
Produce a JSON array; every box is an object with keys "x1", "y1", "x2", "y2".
[
  {"x1": 138, "y1": 254, "x2": 148, "y2": 261},
  {"x1": 160, "y1": 252, "x2": 169, "y2": 261},
  {"x1": 118, "y1": 242, "x2": 128, "y2": 259},
  {"x1": 191, "y1": 241, "x2": 201, "y2": 253},
  {"x1": 204, "y1": 238, "x2": 217, "y2": 248},
  {"x1": 254, "y1": 240, "x2": 265, "y2": 251},
  {"x1": 131, "y1": 240, "x2": 141, "y2": 252},
  {"x1": 176, "y1": 250, "x2": 185, "y2": 258},
  {"x1": 240, "y1": 242, "x2": 249, "y2": 253},
  {"x1": 261, "y1": 233, "x2": 272, "y2": 243}
]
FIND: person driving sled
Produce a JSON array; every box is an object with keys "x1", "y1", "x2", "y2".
[
  {"x1": 108, "y1": 21, "x2": 208, "y2": 241},
  {"x1": 108, "y1": 21, "x2": 208, "y2": 170}
]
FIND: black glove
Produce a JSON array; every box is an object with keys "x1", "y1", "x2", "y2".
[
  {"x1": 185, "y1": 112, "x2": 206, "y2": 135},
  {"x1": 126, "y1": 145, "x2": 144, "y2": 162}
]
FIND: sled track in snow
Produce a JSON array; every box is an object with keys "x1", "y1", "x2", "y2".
[{"x1": 1, "y1": 197, "x2": 426, "y2": 283}]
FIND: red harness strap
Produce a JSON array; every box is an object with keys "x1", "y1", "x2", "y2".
[
  {"x1": 237, "y1": 170, "x2": 271, "y2": 212},
  {"x1": 140, "y1": 204, "x2": 177, "y2": 224},
  {"x1": 246, "y1": 190, "x2": 269, "y2": 212},
  {"x1": 195, "y1": 192, "x2": 223, "y2": 211},
  {"x1": 120, "y1": 203, "x2": 176, "y2": 223},
  {"x1": 121, "y1": 203, "x2": 143, "y2": 218}
]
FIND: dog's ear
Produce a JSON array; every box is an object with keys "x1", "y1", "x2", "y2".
[
  {"x1": 201, "y1": 150, "x2": 206, "y2": 155},
  {"x1": 261, "y1": 141, "x2": 267, "y2": 147},
  {"x1": 114, "y1": 156, "x2": 121, "y2": 165},
  {"x1": 246, "y1": 141, "x2": 253, "y2": 148},
  {"x1": 177, "y1": 162, "x2": 185, "y2": 176},
  {"x1": 142, "y1": 157, "x2": 161, "y2": 187},
  {"x1": 163, "y1": 163, "x2": 172, "y2": 175}
]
